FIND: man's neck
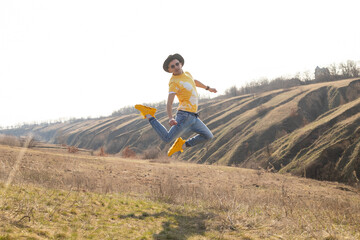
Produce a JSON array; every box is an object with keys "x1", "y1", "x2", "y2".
[{"x1": 173, "y1": 70, "x2": 184, "y2": 76}]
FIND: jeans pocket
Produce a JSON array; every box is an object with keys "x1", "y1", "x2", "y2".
[{"x1": 175, "y1": 112, "x2": 189, "y2": 126}]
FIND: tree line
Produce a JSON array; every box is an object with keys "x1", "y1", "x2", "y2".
[{"x1": 223, "y1": 60, "x2": 359, "y2": 97}]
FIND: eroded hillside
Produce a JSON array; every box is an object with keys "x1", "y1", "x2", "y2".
[{"x1": 2, "y1": 78, "x2": 360, "y2": 184}]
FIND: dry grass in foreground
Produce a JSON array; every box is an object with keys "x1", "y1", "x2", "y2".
[
  {"x1": 0, "y1": 143, "x2": 360, "y2": 239},
  {"x1": 1, "y1": 183, "x2": 215, "y2": 240}
]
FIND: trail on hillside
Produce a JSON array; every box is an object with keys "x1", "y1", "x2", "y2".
[{"x1": 2, "y1": 78, "x2": 360, "y2": 184}]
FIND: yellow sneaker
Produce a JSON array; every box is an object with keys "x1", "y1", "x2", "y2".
[
  {"x1": 134, "y1": 104, "x2": 157, "y2": 119},
  {"x1": 168, "y1": 137, "x2": 186, "y2": 156}
]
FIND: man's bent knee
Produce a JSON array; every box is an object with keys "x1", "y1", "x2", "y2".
[{"x1": 205, "y1": 132, "x2": 214, "y2": 140}]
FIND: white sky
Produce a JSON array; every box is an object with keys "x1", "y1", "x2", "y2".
[{"x1": 1, "y1": 0, "x2": 359, "y2": 128}]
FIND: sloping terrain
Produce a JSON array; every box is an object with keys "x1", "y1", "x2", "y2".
[
  {"x1": 2, "y1": 78, "x2": 360, "y2": 184},
  {"x1": 1, "y1": 144, "x2": 359, "y2": 239}
]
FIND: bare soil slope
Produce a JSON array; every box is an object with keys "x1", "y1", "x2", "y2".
[{"x1": 2, "y1": 78, "x2": 360, "y2": 184}]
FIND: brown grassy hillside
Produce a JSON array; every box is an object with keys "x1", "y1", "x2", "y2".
[
  {"x1": 0, "y1": 144, "x2": 359, "y2": 239},
  {"x1": 2, "y1": 78, "x2": 360, "y2": 184}
]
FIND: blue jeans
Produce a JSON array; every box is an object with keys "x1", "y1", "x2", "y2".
[{"x1": 149, "y1": 111, "x2": 213, "y2": 147}]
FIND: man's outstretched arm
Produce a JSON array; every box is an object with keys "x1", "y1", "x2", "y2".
[{"x1": 194, "y1": 80, "x2": 217, "y2": 93}]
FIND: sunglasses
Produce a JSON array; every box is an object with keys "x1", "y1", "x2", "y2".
[{"x1": 170, "y1": 62, "x2": 180, "y2": 69}]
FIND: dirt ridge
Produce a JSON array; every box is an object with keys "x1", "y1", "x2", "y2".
[{"x1": 2, "y1": 78, "x2": 360, "y2": 184}]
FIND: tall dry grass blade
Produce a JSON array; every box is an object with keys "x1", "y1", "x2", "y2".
[{"x1": 0, "y1": 135, "x2": 32, "y2": 207}]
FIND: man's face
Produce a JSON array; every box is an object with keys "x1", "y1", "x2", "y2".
[{"x1": 168, "y1": 59, "x2": 183, "y2": 75}]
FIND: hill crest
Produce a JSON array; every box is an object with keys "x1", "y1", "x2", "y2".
[{"x1": 2, "y1": 78, "x2": 360, "y2": 184}]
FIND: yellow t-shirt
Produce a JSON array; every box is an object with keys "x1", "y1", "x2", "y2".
[{"x1": 168, "y1": 71, "x2": 199, "y2": 113}]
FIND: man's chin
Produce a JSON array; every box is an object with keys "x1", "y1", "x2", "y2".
[{"x1": 174, "y1": 70, "x2": 183, "y2": 75}]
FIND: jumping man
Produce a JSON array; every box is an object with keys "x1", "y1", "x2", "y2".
[{"x1": 135, "y1": 53, "x2": 217, "y2": 156}]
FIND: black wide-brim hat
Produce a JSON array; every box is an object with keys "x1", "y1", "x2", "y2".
[{"x1": 163, "y1": 53, "x2": 184, "y2": 72}]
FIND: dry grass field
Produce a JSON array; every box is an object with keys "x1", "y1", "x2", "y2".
[{"x1": 1, "y1": 143, "x2": 360, "y2": 239}]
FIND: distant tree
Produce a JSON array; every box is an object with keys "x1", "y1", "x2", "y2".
[
  {"x1": 271, "y1": 77, "x2": 286, "y2": 89},
  {"x1": 258, "y1": 78, "x2": 270, "y2": 91},
  {"x1": 301, "y1": 70, "x2": 313, "y2": 83},
  {"x1": 283, "y1": 78, "x2": 302, "y2": 88},
  {"x1": 347, "y1": 60, "x2": 359, "y2": 77},
  {"x1": 340, "y1": 62, "x2": 351, "y2": 78},
  {"x1": 225, "y1": 85, "x2": 239, "y2": 97},
  {"x1": 329, "y1": 63, "x2": 339, "y2": 80},
  {"x1": 122, "y1": 146, "x2": 136, "y2": 158},
  {"x1": 99, "y1": 147, "x2": 107, "y2": 156},
  {"x1": 339, "y1": 60, "x2": 359, "y2": 78},
  {"x1": 68, "y1": 146, "x2": 79, "y2": 153},
  {"x1": 314, "y1": 66, "x2": 331, "y2": 82}
]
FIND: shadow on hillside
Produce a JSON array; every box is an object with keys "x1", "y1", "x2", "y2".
[{"x1": 119, "y1": 209, "x2": 211, "y2": 239}]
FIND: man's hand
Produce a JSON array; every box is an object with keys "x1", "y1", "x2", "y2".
[
  {"x1": 208, "y1": 87, "x2": 217, "y2": 93},
  {"x1": 169, "y1": 118, "x2": 178, "y2": 126}
]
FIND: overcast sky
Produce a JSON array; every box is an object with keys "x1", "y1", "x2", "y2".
[{"x1": 1, "y1": 0, "x2": 359, "y2": 128}]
